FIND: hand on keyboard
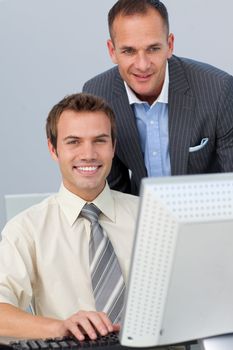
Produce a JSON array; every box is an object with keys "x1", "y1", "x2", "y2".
[{"x1": 61, "y1": 310, "x2": 120, "y2": 341}]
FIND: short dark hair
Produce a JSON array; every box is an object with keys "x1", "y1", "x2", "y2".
[
  {"x1": 108, "y1": 0, "x2": 169, "y2": 40},
  {"x1": 46, "y1": 93, "x2": 117, "y2": 150}
]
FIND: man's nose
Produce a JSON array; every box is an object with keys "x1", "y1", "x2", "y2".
[
  {"x1": 80, "y1": 142, "x2": 97, "y2": 159},
  {"x1": 134, "y1": 52, "x2": 150, "y2": 71}
]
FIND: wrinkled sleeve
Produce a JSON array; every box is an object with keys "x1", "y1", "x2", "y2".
[{"x1": 0, "y1": 219, "x2": 36, "y2": 310}]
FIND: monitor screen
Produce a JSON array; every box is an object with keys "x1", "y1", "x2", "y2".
[{"x1": 119, "y1": 173, "x2": 233, "y2": 348}]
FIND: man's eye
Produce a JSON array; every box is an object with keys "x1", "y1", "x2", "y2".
[
  {"x1": 66, "y1": 140, "x2": 79, "y2": 145},
  {"x1": 148, "y1": 47, "x2": 160, "y2": 53},
  {"x1": 122, "y1": 49, "x2": 135, "y2": 55},
  {"x1": 95, "y1": 139, "x2": 106, "y2": 144}
]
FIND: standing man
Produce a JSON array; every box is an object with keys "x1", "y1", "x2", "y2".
[
  {"x1": 0, "y1": 93, "x2": 138, "y2": 340},
  {"x1": 83, "y1": 0, "x2": 233, "y2": 195}
]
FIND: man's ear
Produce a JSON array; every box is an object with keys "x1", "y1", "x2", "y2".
[
  {"x1": 47, "y1": 139, "x2": 58, "y2": 162},
  {"x1": 107, "y1": 39, "x2": 118, "y2": 64},
  {"x1": 112, "y1": 139, "x2": 116, "y2": 158},
  {"x1": 167, "y1": 33, "x2": 175, "y2": 59}
]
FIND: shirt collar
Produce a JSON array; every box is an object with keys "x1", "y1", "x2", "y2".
[
  {"x1": 124, "y1": 61, "x2": 169, "y2": 106},
  {"x1": 57, "y1": 182, "x2": 115, "y2": 226}
]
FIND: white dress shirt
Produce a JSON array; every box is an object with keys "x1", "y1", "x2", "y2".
[{"x1": 0, "y1": 183, "x2": 138, "y2": 319}]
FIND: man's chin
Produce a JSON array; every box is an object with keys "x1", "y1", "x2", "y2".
[
  {"x1": 75, "y1": 179, "x2": 105, "y2": 193},
  {"x1": 129, "y1": 83, "x2": 154, "y2": 99}
]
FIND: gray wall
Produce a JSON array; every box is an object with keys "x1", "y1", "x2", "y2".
[{"x1": 0, "y1": 0, "x2": 232, "y2": 231}]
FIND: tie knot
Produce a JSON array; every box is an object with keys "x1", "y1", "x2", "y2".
[{"x1": 81, "y1": 203, "x2": 101, "y2": 224}]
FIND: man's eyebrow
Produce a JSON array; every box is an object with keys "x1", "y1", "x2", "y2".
[
  {"x1": 119, "y1": 45, "x2": 134, "y2": 50},
  {"x1": 63, "y1": 134, "x2": 110, "y2": 141},
  {"x1": 119, "y1": 42, "x2": 162, "y2": 50},
  {"x1": 148, "y1": 42, "x2": 162, "y2": 47},
  {"x1": 95, "y1": 134, "x2": 110, "y2": 138},
  {"x1": 63, "y1": 135, "x2": 80, "y2": 141}
]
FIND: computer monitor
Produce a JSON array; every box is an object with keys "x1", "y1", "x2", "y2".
[{"x1": 119, "y1": 173, "x2": 233, "y2": 348}]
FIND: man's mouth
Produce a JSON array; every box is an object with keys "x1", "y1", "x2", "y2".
[
  {"x1": 73, "y1": 165, "x2": 101, "y2": 174},
  {"x1": 78, "y1": 166, "x2": 98, "y2": 171},
  {"x1": 133, "y1": 73, "x2": 152, "y2": 81}
]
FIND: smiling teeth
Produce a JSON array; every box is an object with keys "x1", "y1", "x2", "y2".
[{"x1": 78, "y1": 166, "x2": 97, "y2": 171}]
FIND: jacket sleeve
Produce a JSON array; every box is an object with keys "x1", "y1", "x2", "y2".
[
  {"x1": 107, "y1": 155, "x2": 132, "y2": 194},
  {"x1": 216, "y1": 74, "x2": 233, "y2": 171}
]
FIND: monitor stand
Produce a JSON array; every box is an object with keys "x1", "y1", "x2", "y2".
[{"x1": 198, "y1": 334, "x2": 233, "y2": 350}]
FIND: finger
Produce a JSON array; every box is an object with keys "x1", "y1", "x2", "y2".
[
  {"x1": 64, "y1": 319, "x2": 87, "y2": 341},
  {"x1": 85, "y1": 312, "x2": 110, "y2": 336},
  {"x1": 65, "y1": 312, "x2": 99, "y2": 340},
  {"x1": 97, "y1": 312, "x2": 114, "y2": 333},
  {"x1": 112, "y1": 323, "x2": 121, "y2": 332},
  {"x1": 76, "y1": 317, "x2": 98, "y2": 340},
  {"x1": 97, "y1": 313, "x2": 121, "y2": 333}
]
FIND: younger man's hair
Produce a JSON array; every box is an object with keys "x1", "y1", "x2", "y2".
[{"x1": 46, "y1": 93, "x2": 117, "y2": 150}]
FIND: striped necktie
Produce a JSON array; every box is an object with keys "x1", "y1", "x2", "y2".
[{"x1": 81, "y1": 203, "x2": 125, "y2": 323}]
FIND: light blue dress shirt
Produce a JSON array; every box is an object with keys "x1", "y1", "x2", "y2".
[{"x1": 124, "y1": 63, "x2": 171, "y2": 177}]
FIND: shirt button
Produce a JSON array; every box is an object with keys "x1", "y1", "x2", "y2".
[
  {"x1": 150, "y1": 120, "x2": 154, "y2": 125},
  {"x1": 153, "y1": 151, "x2": 157, "y2": 156}
]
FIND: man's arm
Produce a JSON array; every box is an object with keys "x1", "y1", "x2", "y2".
[
  {"x1": 0, "y1": 303, "x2": 119, "y2": 340},
  {"x1": 0, "y1": 303, "x2": 63, "y2": 339},
  {"x1": 216, "y1": 75, "x2": 233, "y2": 172},
  {"x1": 107, "y1": 155, "x2": 132, "y2": 194}
]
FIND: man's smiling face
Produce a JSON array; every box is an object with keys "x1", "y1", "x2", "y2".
[
  {"x1": 48, "y1": 109, "x2": 115, "y2": 201},
  {"x1": 107, "y1": 8, "x2": 174, "y2": 104}
]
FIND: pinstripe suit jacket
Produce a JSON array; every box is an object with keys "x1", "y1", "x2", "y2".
[{"x1": 83, "y1": 55, "x2": 233, "y2": 195}]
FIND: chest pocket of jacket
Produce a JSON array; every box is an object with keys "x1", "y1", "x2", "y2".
[{"x1": 187, "y1": 137, "x2": 217, "y2": 173}]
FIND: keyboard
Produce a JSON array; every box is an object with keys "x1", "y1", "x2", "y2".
[
  {"x1": 0, "y1": 333, "x2": 126, "y2": 350},
  {"x1": 0, "y1": 333, "x2": 195, "y2": 350}
]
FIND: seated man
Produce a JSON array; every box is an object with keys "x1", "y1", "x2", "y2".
[{"x1": 0, "y1": 93, "x2": 138, "y2": 340}]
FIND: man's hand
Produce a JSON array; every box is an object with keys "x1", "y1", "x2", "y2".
[
  {"x1": 0, "y1": 304, "x2": 119, "y2": 340},
  {"x1": 61, "y1": 310, "x2": 120, "y2": 341}
]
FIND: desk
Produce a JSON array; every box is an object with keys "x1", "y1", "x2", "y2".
[
  {"x1": 0, "y1": 338, "x2": 17, "y2": 345},
  {"x1": 198, "y1": 334, "x2": 233, "y2": 350}
]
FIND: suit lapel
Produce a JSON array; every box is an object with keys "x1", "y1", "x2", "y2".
[
  {"x1": 111, "y1": 70, "x2": 147, "y2": 184},
  {"x1": 168, "y1": 56, "x2": 196, "y2": 175}
]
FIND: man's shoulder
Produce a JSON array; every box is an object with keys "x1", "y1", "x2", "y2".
[
  {"x1": 83, "y1": 66, "x2": 120, "y2": 90},
  {"x1": 3, "y1": 193, "x2": 58, "y2": 229},
  {"x1": 111, "y1": 190, "x2": 139, "y2": 212},
  {"x1": 170, "y1": 55, "x2": 232, "y2": 79}
]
